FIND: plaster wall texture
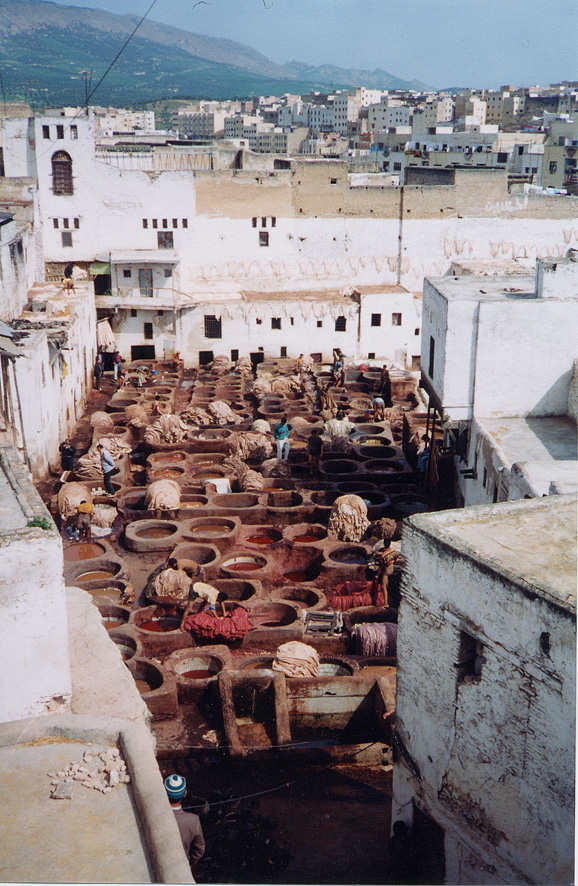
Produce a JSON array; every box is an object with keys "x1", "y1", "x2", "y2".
[
  {"x1": 0, "y1": 523, "x2": 71, "y2": 723},
  {"x1": 568, "y1": 358, "x2": 578, "y2": 423},
  {"x1": 394, "y1": 497, "x2": 576, "y2": 886},
  {"x1": 537, "y1": 257, "x2": 578, "y2": 298}
]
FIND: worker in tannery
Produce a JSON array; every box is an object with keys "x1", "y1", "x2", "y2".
[{"x1": 164, "y1": 775, "x2": 205, "y2": 867}]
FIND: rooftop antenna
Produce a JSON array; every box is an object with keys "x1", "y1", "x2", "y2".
[{"x1": 81, "y1": 70, "x2": 93, "y2": 114}]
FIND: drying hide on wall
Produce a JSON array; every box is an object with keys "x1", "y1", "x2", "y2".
[{"x1": 328, "y1": 494, "x2": 369, "y2": 542}]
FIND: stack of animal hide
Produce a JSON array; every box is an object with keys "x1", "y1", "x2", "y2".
[
  {"x1": 299, "y1": 355, "x2": 315, "y2": 373},
  {"x1": 261, "y1": 457, "x2": 291, "y2": 478},
  {"x1": 235, "y1": 356, "x2": 252, "y2": 375},
  {"x1": 76, "y1": 437, "x2": 132, "y2": 479},
  {"x1": 91, "y1": 503, "x2": 118, "y2": 528},
  {"x1": 351, "y1": 623, "x2": 398, "y2": 658},
  {"x1": 144, "y1": 414, "x2": 190, "y2": 445},
  {"x1": 251, "y1": 418, "x2": 271, "y2": 434},
  {"x1": 124, "y1": 404, "x2": 148, "y2": 429},
  {"x1": 145, "y1": 479, "x2": 181, "y2": 513},
  {"x1": 367, "y1": 518, "x2": 399, "y2": 542},
  {"x1": 208, "y1": 400, "x2": 244, "y2": 426},
  {"x1": 251, "y1": 376, "x2": 273, "y2": 396},
  {"x1": 180, "y1": 405, "x2": 212, "y2": 427},
  {"x1": 150, "y1": 567, "x2": 191, "y2": 602},
  {"x1": 229, "y1": 431, "x2": 273, "y2": 461},
  {"x1": 90, "y1": 411, "x2": 115, "y2": 439},
  {"x1": 328, "y1": 494, "x2": 369, "y2": 542},
  {"x1": 211, "y1": 355, "x2": 231, "y2": 373},
  {"x1": 221, "y1": 456, "x2": 263, "y2": 492},
  {"x1": 272, "y1": 642, "x2": 319, "y2": 678},
  {"x1": 57, "y1": 482, "x2": 93, "y2": 518},
  {"x1": 271, "y1": 375, "x2": 301, "y2": 395}
]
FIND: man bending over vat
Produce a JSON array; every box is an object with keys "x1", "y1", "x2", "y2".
[{"x1": 180, "y1": 580, "x2": 252, "y2": 641}]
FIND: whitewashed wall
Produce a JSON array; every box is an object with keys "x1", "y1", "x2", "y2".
[{"x1": 394, "y1": 498, "x2": 576, "y2": 886}]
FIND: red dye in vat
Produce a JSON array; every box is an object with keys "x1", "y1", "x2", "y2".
[
  {"x1": 138, "y1": 619, "x2": 179, "y2": 632},
  {"x1": 283, "y1": 570, "x2": 309, "y2": 582},
  {"x1": 181, "y1": 669, "x2": 213, "y2": 680},
  {"x1": 292, "y1": 535, "x2": 320, "y2": 543},
  {"x1": 246, "y1": 536, "x2": 276, "y2": 545}
]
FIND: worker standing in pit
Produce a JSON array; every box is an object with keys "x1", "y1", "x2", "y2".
[{"x1": 164, "y1": 775, "x2": 205, "y2": 868}]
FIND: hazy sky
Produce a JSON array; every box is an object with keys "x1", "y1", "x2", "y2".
[{"x1": 46, "y1": 0, "x2": 576, "y2": 89}]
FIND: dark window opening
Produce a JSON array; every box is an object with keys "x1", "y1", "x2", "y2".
[
  {"x1": 74, "y1": 218, "x2": 80, "y2": 229},
  {"x1": 70, "y1": 125, "x2": 78, "y2": 139},
  {"x1": 317, "y1": 320, "x2": 323, "y2": 328},
  {"x1": 53, "y1": 218, "x2": 59, "y2": 229},
  {"x1": 271, "y1": 318, "x2": 281, "y2": 330},
  {"x1": 172, "y1": 218, "x2": 178, "y2": 228},
  {"x1": 199, "y1": 350, "x2": 214, "y2": 366},
  {"x1": 549, "y1": 161, "x2": 558, "y2": 174},
  {"x1": 252, "y1": 217, "x2": 258, "y2": 228},
  {"x1": 42, "y1": 125, "x2": 50, "y2": 139},
  {"x1": 139, "y1": 269, "x2": 153, "y2": 297},
  {"x1": 411, "y1": 355, "x2": 421, "y2": 371},
  {"x1": 415, "y1": 327, "x2": 420, "y2": 336},
  {"x1": 62, "y1": 218, "x2": 69, "y2": 228},
  {"x1": 493, "y1": 484, "x2": 499, "y2": 504},
  {"x1": 497, "y1": 152, "x2": 507, "y2": 163},
  {"x1": 157, "y1": 310, "x2": 164, "y2": 316},
  {"x1": 130, "y1": 309, "x2": 137, "y2": 317},
  {"x1": 61, "y1": 231, "x2": 72, "y2": 247},
  {"x1": 259, "y1": 231, "x2": 269, "y2": 247},
  {"x1": 540, "y1": 632, "x2": 551, "y2": 657},
  {"x1": 330, "y1": 178, "x2": 338, "y2": 184},
  {"x1": 392, "y1": 312, "x2": 402, "y2": 326},
  {"x1": 144, "y1": 322, "x2": 153, "y2": 340},
  {"x1": 56, "y1": 125, "x2": 64, "y2": 139},
  {"x1": 261, "y1": 217, "x2": 267, "y2": 227},
  {"x1": 143, "y1": 219, "x2": 148, "y2": 228},
  {"x1": 280, "y1": 346, "x2": 287, "y2": 357},
  {"x1": 335, "y1": 316, "x2": 347, "y2": 332},
  {"x1": 182, "y1": 218, "x2": 188, "y2": 228},
  {"x1": 290, "y1": 317, "x2": 294, "y2": 325},
  {"x1": 256, "y1": 318, "x2": 262, "y2": 325},
  {"x1": 231, "y1": 349, "x2": 239, "y2": 362},
  {"x1": 371, "y1": 313, "x2": 381, "y2": 327},
  {"x1": 162, "y1": 218, "x2": 168, "y2": 229},
  {"x1": 204, "y1": 315, "x2": 222, "y2": 339},
  {"x1": 157, "y1": 231, "x2": 173, "y2": 249},
  {"x1": 152, "y1": 219, "x2": 158, "y2": 229},
  {"x1": 132, "y1": 344, "x2": 155, "y2": 360},
  {"x1": 428, "y1": 336, "x2": 435, "y2": 378},
  {"x1": 455, "y1": 631, "x2": 484, "y2": 684},
  {"x1": 164, "y1": 268, "x2": 173, "y2": 278},
  {"x1": 368, "y1": 352, "x2": 375, "y2": 360},
  {"x1": 482, "y1": 467, "x2": 487, "y2": 488},
  {"x1": 271, "y1": 217, "x2": 276, "y2": 227},
  {"x1": 51, "y1": 151, "x2": 73, "y2": 195},
  {"x1": 123, "y1": 269, "x2": 132, "y2": 278}
]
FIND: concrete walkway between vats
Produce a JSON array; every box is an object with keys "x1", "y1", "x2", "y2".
[{"x1": 0, "y1": 588, "x2": 194, "y2": 884}]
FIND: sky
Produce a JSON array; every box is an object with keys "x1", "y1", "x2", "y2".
[{"x1": 45, "y1": 0, "x2": 576, "y2": 89}]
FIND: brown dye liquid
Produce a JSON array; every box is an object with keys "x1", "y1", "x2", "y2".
[
  {"x1": 227, "y1": 561, "x2": 261, "y2": 571},
  {"x1": 134, "y1": 678, "x2": 154, "y2": 694},
  {"x1": 180, "y1": 502, "x2": 204, "y2": 509},
  {"x1": 292, "y1": 535, "x2": 320, "y2": 543},
  {"x1": 153, "y1": 469, "x2": 182, "y2": 479},
  {"x1": 78, "y1": 570, "x2": 115, "y2": 581},
  {"x1": 88, "y1": 586, "x2": 121, "y2": 601},
  {"x1": 104, "y1": 618, "x2": 125, "y2": 630},
  {"x1": 63, "y1": 542, "x2": 105, "y2": 562},
  {"x1": 261, "y1": 621, "x2": 281, "y2": 627},
  {"x1": 198, "y1": 474, "x2": 223, "y2": 480},
  {"x1": 190, "y1": 524, "x2": 229, "y2": 536},
  {"x1": 283, "y1": 570, "x2": 309, "y2": 582},
  {"x1": 136, "y1": 527, "x2": 175, "y2": 539},
  {"x1": 139, "y1": 619, "x2": 179, "y2": 632},
  {"x1": 181, "y1": 669, "x2": 213, "y2": 680},
  {"x1": 246, "y1": 536, "x2": 276, "y2": 545}
]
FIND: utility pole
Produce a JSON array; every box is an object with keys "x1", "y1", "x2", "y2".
[{"x1": 81, "y1": 70, "x2": 93, "y2": 113}]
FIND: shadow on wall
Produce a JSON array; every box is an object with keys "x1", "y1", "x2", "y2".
[{"x1": 528, "y1": 369, "x2": 573, "y2": 421}]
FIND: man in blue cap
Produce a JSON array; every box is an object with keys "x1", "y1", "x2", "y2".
[{"x1": 164, "y1": 774, "x2": 205, "y2": 867}]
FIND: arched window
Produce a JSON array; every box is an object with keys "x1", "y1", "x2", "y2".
[{"x1": 51, "y1": 151, "x2": 73, "y2": 195}]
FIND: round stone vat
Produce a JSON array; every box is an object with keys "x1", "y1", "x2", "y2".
[
  {"x1": 148, "y1": 464, "x2": 187, "y2": 482},
  {"x1": 270, "y1": 585, "x2": 327, "y2": 611},
  {"x1": 147, "y1": 450, "x2": 188, "y2": 467},
  {"x1": 363, "y1": 459, "x2": 408, "y2": 476},
  {"x1": 273, "y1": 545, "x2": 324, "y2": 585},
  {"x1": 212, "y1": 578, "x2": 260, "y2": 605},
  {"x1": 212, "y1": 493, "x2": 259, "y2": 510},
  {"x1": 116, "y1": 489, "x2": 149, "y2": 521},
  {"x1": 63, "y1": 541, "x2": 107, "y2": 562},
  {"x1": 236, "y1": 654, "x2": 355, "y2": 675},
  {"x1": 68, "y1": 558, "x2": 123, "y2": 587},
  {"x1": 221, "y1": 553, "x2": 268, "y2": 577},
  {"x1": 241, "y1": 526, "x2": 283, "y2": 547},
  {"x1": 290, "y1": 464, "x2": 310, "y2": 480},
  {"x1": 247, "y1": 602, "x2": 299, "y2": 629},
  {"x1": 97, "y1": 602, "x2": 131, "y2": 631},
  {"x1": 188, "y1": 452, "x2": 227, "y2": 467},
  {"x1": 263, "y1": 491, "x2": 303, "y2": 509},
  {"x1": 164, "y1": 646, "x2": 232, "y2": 703},
  {"x1": 309, "y1": 489, "x2": 341, "y2": 521},
  {"x1": 108, "y1": 627, "x2": 141, "y2": 662},
  {"x1": 78, "y1": 478, "x2": 122, "y2": 496},
  {"x1": 182, "y1": 516, "x2": 241, "y2": 549},
  {"x1": 320, "y1": 459, "x2": 360, "y2": 477},
  {"x1": 124, "y1": 520, "x2": 180, "y2": 552},
  {"x1": 335, "y1": 481, "x2": 377, "y2": 495},
  {"x1": 189, "y1": 429, "x2": 232, "y2": 453},
  {"x1": 106, "y1": 398, "x2": 138, "y2": 412},
  {"x1": 83, "y1": 578, "x2": 129, "y2": 605},
  {"x1": 191, "y1": 464, "x2": 229, "y2": 483},
  {"x1": 129, "y1": 606, "x2": 193, "y2": 657},
  {"x1": 327, "y1": 546, "x2": 369, "y2": 566},
  {"x1": 178, "y1": 494, "x2": 209, "y2": 516},
  {"x1": 284, "y1": 523, "x2": 328, "y2": 546},
  {"x1": 358, "y1": 444, "x2": 397, "y2": 460},
  {"x1": 126, "y1": 657, "x2": 178, "y2": 719},
  {"x1": 170, "y1": 542, "x2": 220, "y2": 572},
  {"x1": 321, "y1": 545, "x2": 369, "y2": 582},
  {"x1": 358, "y1": 490, "x2": 391, "y2": 520},
  {"x1": 356, "y1": 424, "x2": 390, "y2": 438}
]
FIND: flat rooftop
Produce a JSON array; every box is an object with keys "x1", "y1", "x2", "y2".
[
  {"x1": 426, "y1": 274, "x2": 536, "y2": 302},
  {"x1": 412, "y1": 495, "x2": 577, "y2": 612},
  {"x1": 480, "y1": 416, "x2": 577, "y2": 496}
]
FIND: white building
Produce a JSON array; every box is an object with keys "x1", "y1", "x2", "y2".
[{"x1": 394, "y1": 493, "x2": 576, "y2": 885}]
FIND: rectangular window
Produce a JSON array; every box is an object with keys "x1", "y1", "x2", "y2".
[
  {"x1": 144, "y1": 323, "x2": 153, "y2": 340},
  {"x1": 164, "y1": 268, "x2": 173, "y2": 278},
  {"x1": 152, "y1": 219, "x2": 158, "y2": 229},
  {"x1": 271, "y1": 217, "x2": 276, "y2": 227},
  {"x1": 371, "y1": 313, "x2": 381, "y2": 327},
  {"x1": 139, "y1": 268, "x2": 153, "y2": 297},
  {"x1": 368, "y1": 352, "x2": 375, "y2": 360},
  {"x1": 415, "y1": 327, "x2": 420, "y2": 336},
  {"x1": 157, "y1": 231, "x2": 173, "y2": 249},
  {"x1": 70, "y1": 125, "x2": 78, "y2": 139},
  {"x1": 280, "y1": 346, "x2": 287, "y2": 357},
  {"x1": 157, "y1": 310, "x2": 164, "y2": 316},
  {"x1": 392, "y1": 312, "x2": 402, "y2": 326},
  {"x1": 231, "y1": 349, "x2": 239, "y2": 362},
  {"x1": 483, "y1": 467, "x2": 488, "y2": 488},
  {"x1": 261, "y1": 217, "x2": 267, "y2": 227},
  {"x1": 56, "y1": 125, "x2": 64, "y2": 139},
  {"x1": 204, "y1": 315, "x2": 222, "y2": 339},
  {"x1": 271, "y1": 318, "x2": 281, "y2": 330},
  {"x1": 549, "y1": 161, "x2": 558, "y2": 174},
  {"x1": 143, "y1": 219, "x2": 148, "y2": 229},
  {"x1": 73, "y1": 218, "x2": 80, "y2": 229},
  {"x1": 455, "y1": 631, "x2": 483, "y2": 684},
  {"x1": 172, "y1": 218, "x2": 178, "y2": 228},
  {"x1": 182, "y1": 218, "x2": 188, "y2": 228},
  {"x1": 317, "y1": 320, "x2": 323, "y2": 328},
  {"x1": 42, "y1": 125, "x2": 50, "y2": 139},
  {"x1": 256, "y1": 318, "x2": 262, "y2": 325},
  {"x1": 252, "y1": 217, "x2": 258, "y2": 228},
  {"x1": 131, "y1": 309, "x2": 137, "y2": 317},
  {"x1": 162, "y1": 219, "x2": 168, "y2": 229},
  {"x1": 497, "y1": 152, "x2": 507, "y2": 163},
  {"x1": 335, "y1": 316, "x2": 347, "y2": 332},
  {"x1": 53, "y1": 218, "x2": 59, "y2": 229},
  {"x1": 123, "y1": 269, "x2": 132, "y2": 278},
  {"x1": 428, "y1": 336, "x2": 435, "y2": 377},
  {"x1": 61, "y1": 231, "x2": 72, "y2": 247},
  {"x1": 259, "y1": 231, "x2": 269, "y2": 247},
  {"x1": 62, "y1": 218, "x2": 69, "y2": 228},
  {"x1": 290, "y1": 317, "x2": 294, "y2": 326},
  {"x1": 330, "y1": 178, "x2": 338, "y2": 184}
]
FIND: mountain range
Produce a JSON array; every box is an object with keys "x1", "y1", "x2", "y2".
[{"x1": 0, "y1": 0, "x2": 430, "y2": 109}]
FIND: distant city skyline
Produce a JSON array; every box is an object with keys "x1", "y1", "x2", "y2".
[{"x1": 43, "y1": 0, "x2": 576, "y2": 91}]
